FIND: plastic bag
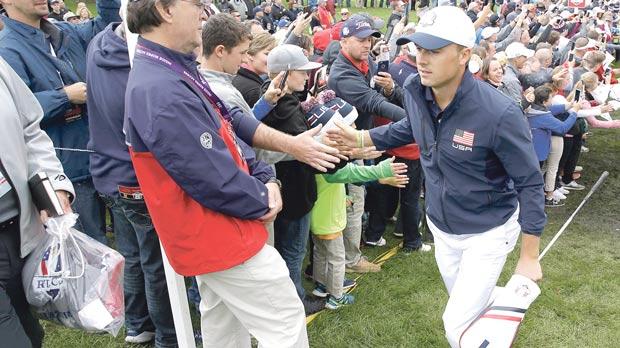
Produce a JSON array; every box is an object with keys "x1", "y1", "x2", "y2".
[{"x1": 22, "y1": 214, "x2": 125, "y2": 336}]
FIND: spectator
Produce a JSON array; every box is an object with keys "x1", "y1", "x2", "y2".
[
  {"x1": 0, "y1": 56, "x2": 74, "y2": 348},
  {"x1": 0, "y1": 0, "x2": 121, "y2": 244},
  {"x1": 261, "y1": 2, "x2": 275, "y2": 33},
  {"x1": 62, "y1": 11, "x2": 80, "y2": 23},
  {"x1": 481, "y1": 57, "x2": 511, "y2": 97},
  {"x1": 466, "y1": 1, "x2": 480, "y2": 22},
  {"x1": 271, "y1": 0, "x2": 284, "y2": 20},
  {"x1": 77, "y1": 6, "x2": 92, "y2": 22},
  {"x1": 85, "y1": 21, "x2": 178, "y2": 346},
  {"x1": 504, "y1": 42, "x2": 534, "y2": 105},
  {"x1": 245, "y1": 18, "x2": 265, "y2": 35},
  {"x1": 389, "y1": 42, "x2": 418, "y2": 88},
  {"x1": 384, "y1": 0, "x2": 404, "y2": 41},
  {"x1": 262, "y1": 44, "x2": 334, "y2": 315},
  {"x1": 48, "y1": 0, "x2": 65, "y2": 21},
  {"x1": 124, "y1": 0, "x2": 338, "y2": 344},
  {"x1": 234, "y1": 32, "x2": 277, "y2": 108},
  {"x1": 317, "y1": 0, "x2": 333, "y2": 29},
  {"x1": 525, "y1": 85, "x2": 577, "y2": 207},
  {"x1": 571, "y1": 73, "x2": 620, "y2": 129}
]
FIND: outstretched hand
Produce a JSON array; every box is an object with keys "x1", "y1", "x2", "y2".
[{"x1": 292, "y1": 125, "x2": 341, "y2": 172}]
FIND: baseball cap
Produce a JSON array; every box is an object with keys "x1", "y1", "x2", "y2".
[
  {"x1": 50, "y1": 0, "x2": 60, "y2": 3},
  {"x1": 505, "y1": 42, "x2": 534, "y2": 59},
  {"x1": 267, "y1": 44, "x2": 322, "y2": 73},
  {"x1": 63, "y1": 11, "x2": 79, "y2": 21},
  {"x1": 481, "y1": 26, "x2": 499, "y2": 40},
  {"x1": 340, "y1": 14, "x2": 382, "y2": 39},
  {"x1": 396, "y1": 6, "x2": 476, "y2": 50},
  {"x1": 277, "y1": 18, "x2": 291, "y2": 28},
  {"x1": 489, "y1": 14, "x2": 500, "y2": 26}
]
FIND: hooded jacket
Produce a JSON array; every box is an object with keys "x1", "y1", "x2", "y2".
[
  {"x1": 526, "y1": 104, "x2": 577, "y2": 161},
  {"x1": 0, "y1": 1, "x2": 121, "y2": 181},
  {"x1": 370, "y1": 71, "x2": 546, "y2": 236},
  {"x1": 85, "y1": 23, "x2": 136, "y2": 197}
]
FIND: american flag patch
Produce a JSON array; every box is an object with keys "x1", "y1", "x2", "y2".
[{"x1": 453, "y1": 129, "x2": 475, "y2": 147}]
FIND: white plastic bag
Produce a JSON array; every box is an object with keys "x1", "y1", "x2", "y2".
[{"x1": 22, "y1": 214, "x2": 125, "y2": 336}]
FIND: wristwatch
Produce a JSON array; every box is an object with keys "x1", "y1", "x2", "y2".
[{"x1": 267, "y1": 177, "x2": 282, "y2": 189}]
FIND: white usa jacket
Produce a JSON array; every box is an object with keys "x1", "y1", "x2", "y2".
[{"x1": 0, "y1": 57, "x2": 74, "y2": 257}]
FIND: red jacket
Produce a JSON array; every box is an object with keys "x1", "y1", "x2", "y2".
[{"x1": 318, "y1": 6, "x2": 333, "y2": 29}]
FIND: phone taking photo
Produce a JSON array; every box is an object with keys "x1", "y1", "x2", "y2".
[
  {"x1": 278, "y1": 70, "x2": 289, "y2": 92},
  {"x1": 377, "y1": 45, "x2": 390, "y2": 74},
  {"x1": 574, "y1": 88, "x2": 581, "y2": 101}
]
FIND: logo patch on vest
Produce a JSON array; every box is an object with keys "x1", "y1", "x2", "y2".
[{"x1": 200, "y1": 132, "x2": 212, "y2": 149}]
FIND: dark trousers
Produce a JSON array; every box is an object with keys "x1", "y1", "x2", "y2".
[
  {"x1": 559, "y1": 135, "x2": 582, "y2": 185},
  {"x1": 0, "y1": 219, "x2": 44, "y2": 348},
  {"x1": 365, "y1": 157, "x2": 423, "y2": 249},
  {"x1": 100, "y1": 195, "x2": 178, "y2": 347}
]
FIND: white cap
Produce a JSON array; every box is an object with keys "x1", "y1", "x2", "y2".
[
  {"x1": 396, "y1": 6, "x2": 476, "y2": 50},
  {"x1": 481, "y1": 26, "x2": 500, "y2": 40},
  {"x1": 560, "y1": 10, "x2": 572, "y2": 19},
  {"x1": 505, "y1": 42, "x2": 534, "y2": 59},
  {"x1": 267, "y1": 44, "x2": 322, "y2": 73}
]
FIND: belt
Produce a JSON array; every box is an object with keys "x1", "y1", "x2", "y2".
[{"x1": 0, "y1": 216, "x2": 18, "y2": 232}]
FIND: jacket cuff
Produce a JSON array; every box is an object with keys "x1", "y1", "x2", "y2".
[
  {"x1": 51, "y1": 174, "x2": 75, "y2": 203},
  {"x1": 232, "y1": 114, "x2": 261, "y2": 146}
]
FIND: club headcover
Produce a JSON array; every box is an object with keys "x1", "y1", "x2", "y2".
[{"x1": 460, "y1": 274, "x2": 541, "y2": 348}]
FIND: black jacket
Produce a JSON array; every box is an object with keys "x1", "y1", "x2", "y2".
[{"x1": 232, "y1": 67, "x2": 264, "y2": 108}]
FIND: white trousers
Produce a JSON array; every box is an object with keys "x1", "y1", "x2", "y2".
[
  {"x1": 195, "y1": 244, "x2": 308, "y2": 348},
  {"x1": 427, "y1": 209, "x2": 521, "y2": 348}
]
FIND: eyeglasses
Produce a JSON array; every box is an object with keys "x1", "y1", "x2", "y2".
[{"x1": 180, "y1": 0, "x2": 208, "y2": 11}]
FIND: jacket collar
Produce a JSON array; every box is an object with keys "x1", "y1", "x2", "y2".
[
  {"x1": 340, "y1": 50, "x2": 369, "y2": 75},
  {"x1": 419, "y1": 70, "x2": 474, "y2": 115},
  {"x1": 2, "y1": 16, "x2": 62, "y2": 46},
  {"x1": 199, "y1": 68, "x2": 234, "y2": 83},
  {"x1": 237, "y1": 66, "x2": 264, "y2": 84},
  {"x1": 137, "y1": 36, "x2": 198, "y2": 73}
]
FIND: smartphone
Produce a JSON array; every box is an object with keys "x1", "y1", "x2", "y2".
[
  {"x1": 605, "y1": 67, "x2": 612, "y2": 77},
  {"x1": 378, "y1": 60, "x2": 390, "y2": 73},
  {"x1": 574, "y1": 88, "x2": 582, "y2": 101},
  {"x1": 303, "y1": 6, "x2": 312, "y2": 15},
  {"x1": 484, "y1": 0, "x2": 495, "y2": 10},
  {"x1": 278, "y1": 70, "x2": 289, "y2": 91},
  {"x1": 377, "y1": 45, "x2": 390, "y2": 74},
  {"x1": 570, "y1": 41, "x2": 576, "y2": 51},
  {"x1": 568, "y1": 52, "x2": 575, "y2": 62}
]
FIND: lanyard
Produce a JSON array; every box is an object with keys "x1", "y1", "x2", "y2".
[
  {"x1": 134, "y1": 44, "x2": 246, "y2": 162},
  {"x1": 134, "y1": 44, "x2": 232, "y2": 121}
]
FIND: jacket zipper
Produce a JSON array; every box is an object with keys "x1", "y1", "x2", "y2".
[{"x1": 0, "y1": 160, "x2": 21, "y2": 228}]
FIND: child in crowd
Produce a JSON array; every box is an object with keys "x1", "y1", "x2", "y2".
[{"x1": 303, "y1": 92, "x2": 408, "y2": 309}]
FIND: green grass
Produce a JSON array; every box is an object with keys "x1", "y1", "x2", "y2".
[{"x1": 40, "y1": 5, "x2": 620, "y2": 348}]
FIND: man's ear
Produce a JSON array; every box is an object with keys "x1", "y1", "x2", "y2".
[
  {"x1": 155, "y1": 0, "x2": 175, "y2": 24},
  {"x1": 459, "y1": 47, "x2": 472, "y2": 67},
  {"x1": 214, "y1": 44, "x2": 227, "y2": 58}
]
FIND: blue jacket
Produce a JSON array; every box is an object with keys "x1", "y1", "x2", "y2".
[
  {"x1": 85, "y1": 23, "x2": 135, "y2": 196},
  {"x1": 526, "y1": 104, "x2": 577, "y2": 162},
  {"x1": 370, "y1": 71, "x2": 546, "y2": 236},
  {"x1": 124, "y1": 38, "x2": 274, "y2": 275},
  {"x1": 328, "y1": 52, "x2": 406, "y2": 130},
  {"x1": 0, "y1": 1, "x2": 120, "y2": 181}
]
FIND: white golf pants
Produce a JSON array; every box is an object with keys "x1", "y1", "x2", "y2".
[
  {"x1": 427, "y1": 209, "x2": 521, "y2": 348},
  {"x1": 195, "y1": 244, "x2": 308, "y2": 348}
]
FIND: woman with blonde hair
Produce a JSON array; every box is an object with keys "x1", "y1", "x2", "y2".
[
  {"x1": 77, "y1": 6, "x2": 92, "y2": 22},
  {"x1": 233, "y1": 32, "x2": 277, "y2": 108},
  {"x1": 568, "y1": 72, "x2": 620, "y2": 129}
]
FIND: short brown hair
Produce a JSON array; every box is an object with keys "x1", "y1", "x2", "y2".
[
  {"x1": 534, "y1": 84, "x2": 554, "y2": 105},
  {"x1": 126, "y1": 0, "x2": 177, "y2": 34},
  {"x1": 202, "y1": 13, "x2": 252, "y2": 57},
  {"x1": 247, "y1": 32, "x2": 277, "y2": 56}
]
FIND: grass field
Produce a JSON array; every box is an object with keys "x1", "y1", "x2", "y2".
[{"x1": 41, "y1": 3, "x2": 620, "y2": 348}]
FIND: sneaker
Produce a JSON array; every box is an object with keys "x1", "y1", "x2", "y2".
[
  {"x1": 125, "y1": 331, "x2": 155, "y2": 344},
  {"x1": 562, "y1": 181, "x2": 585, "y2": 190},
  {"x1": 313, "y1": 279, "x2": 357, "y2": 298},
  {"x1": 575, "y1": 165, "x2": 583, "y2": 172},
  {"x1": 581, "y1": 146, "x2": 589, "y2": 153},
  {"x1": 346, "y1": 257, "x2": 381, "y2": 273},
  {"x1": 312, "y1": 283, "x2": 328, "y2": 298},
  {"x1": 302, "y1": 295, "x2": 326, "y2": 316},
  {"x1": 325, "y1": 293, "x2": 355, "y2": 310},
  {"x1": 402, "y1": 243, "x2": 432, "y2": 254},
  {"x1": 393, "y1": 230, "x2": 404, "y2": 237},
  {"x1": 365, "y1": 237, "x2": 387, "y2": 247},
  {"x1": 545, "y1": 198, "x2": 565, "y2": 207},
  {"x1": 552, "y1": 190, "x2": 566, "y2": 201},
  {"x1": 558, "y1": 187, "x2": 570, "y2": 195}
]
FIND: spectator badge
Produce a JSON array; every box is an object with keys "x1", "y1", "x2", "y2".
[
  {"x1": 452, "y1": 129, "x2": 474, "y2": 152},
  {"x1": 200, "y1": 132, "x2": 212, "y2": 149}
]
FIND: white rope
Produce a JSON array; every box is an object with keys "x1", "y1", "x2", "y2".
[
  {"x1": 54, "y1": 147, "x2": 96, "y2": 153},
  {"x1": 42, "y1": 214, "x2": 86, "y2": 279}
]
